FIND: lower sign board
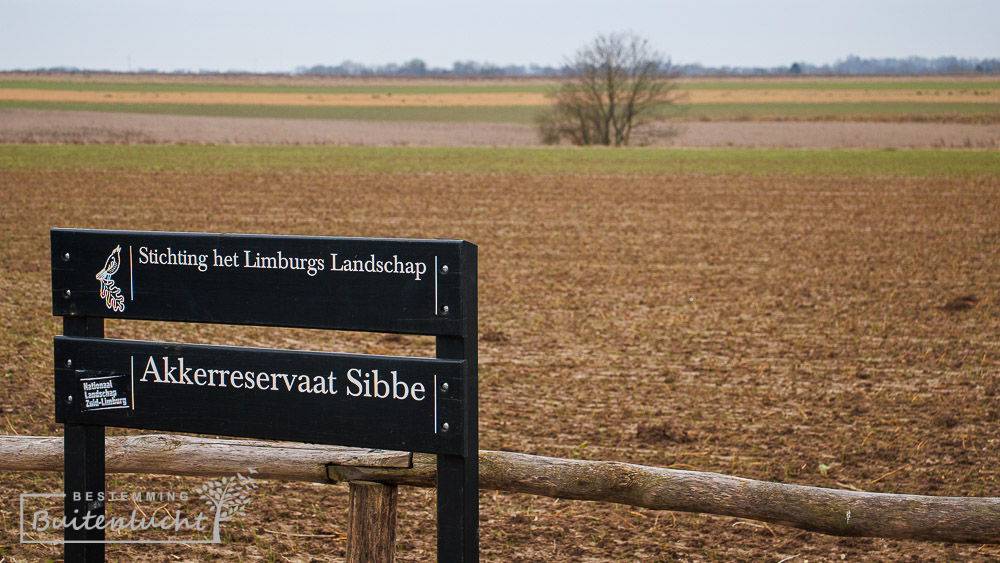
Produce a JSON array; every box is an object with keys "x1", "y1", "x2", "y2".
[{"x1": 54, "y1": 336, "x2": 467, "y2": 456}]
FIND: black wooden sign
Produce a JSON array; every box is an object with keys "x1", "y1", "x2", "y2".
[
  {"x1": 52, "y1": 229, "x2": 470, "y2": 335},
  {"x1": 55, "y1": 336, "x2": 468, "y2": 455},
  {"x1": 52, "y1": 229, "x2": 479, "y2": 562}
]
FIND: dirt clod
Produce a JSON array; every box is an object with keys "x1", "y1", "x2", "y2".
[
  {"x1": 940, "y1": 294, "x2": 979, "y2": 311},
  {"x1": 636, "y1": 422, "x2": 695, "y2": 445}
]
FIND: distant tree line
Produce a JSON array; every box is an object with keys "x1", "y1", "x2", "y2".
[
  {"x1": 679, "y1": 55, "x2": 1000, "y2": 76},
  {"x1": 296, "y1": 55, "x2": 1000, "y2": 76},
  {"x1": 19, "y1": 55, "x2": 1000, "y2": 76},
  {"x1": 294, "y1": 59, "x2": 561, "y2": 77}
]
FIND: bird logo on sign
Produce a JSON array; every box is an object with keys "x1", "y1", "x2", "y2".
[{"x1": 96, "y1": 245, "x2": 125, "y2": 312}]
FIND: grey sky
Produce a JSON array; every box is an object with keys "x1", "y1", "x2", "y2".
[{"x1": 2, "y1": 0, "x2": 997, "y2": 73}]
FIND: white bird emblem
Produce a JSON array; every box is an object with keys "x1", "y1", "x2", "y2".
[{"x1": 96, "y1": 245, "x2": 125, "y2": 312}]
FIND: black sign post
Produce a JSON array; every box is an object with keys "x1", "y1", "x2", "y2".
[{"x1": 52, "y1": 229, "x2": 478, "y2": 562}]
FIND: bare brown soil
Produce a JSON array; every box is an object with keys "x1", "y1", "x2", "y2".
[
  {"x1": 0, "y1": 109, "x2": 539, "y2": 147},
  {"x1": 1, "y1": 167, "x2": 998, "y2": 561},
  {"x1": 3, "y1": 108, "x2": 1000, "y2": 148},
  {"x1": 656, "y1": 121, "x2": 1000, "y2": 149}
]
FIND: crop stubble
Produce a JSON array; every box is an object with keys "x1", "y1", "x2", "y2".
[{"x1": 1, "y1": 165, "x2": 998, "y2": 561}]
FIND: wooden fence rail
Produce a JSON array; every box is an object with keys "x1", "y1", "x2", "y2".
[{"x1": 2, "y1": 434, "x2": 998, "y2": 545}]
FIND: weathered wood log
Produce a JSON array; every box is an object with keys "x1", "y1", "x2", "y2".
[
  {"x1": 347, "y1": 482, "x2": 398, "y2": 563},
  {"x1": 0, "y1": 434, "x2": 410, "y2": 482},
  {"x1": 334, "y1": 451, "x2": 1000, "y2": 544},
  {"x1": 2, "y1": 434, "x2": 998, "y2": 544}
]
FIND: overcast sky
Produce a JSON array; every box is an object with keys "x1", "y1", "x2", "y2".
[{"x1": 2, "y1": 0, "x2": 998, "y2": 73}]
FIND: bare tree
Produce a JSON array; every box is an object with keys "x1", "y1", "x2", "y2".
[{"x1": 538, "y1": 32, "x2": 681, "y2": 146}]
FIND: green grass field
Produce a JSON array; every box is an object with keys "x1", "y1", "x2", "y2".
[
  {"x1": 0, "y1": 100, "x2": 543, "y2": 122},
  {"x1": 678, "y1": 79, "x2": 999, "y2": 91},
  {"x1": 1, "y1": 78, "x2": 997, "y2": 94},
  {"x1": 0, "y1": 79, "x2": 551, "y2": 95},
  {"x1": 1, "y1": 145, "x2": 997, "y2": 177}
]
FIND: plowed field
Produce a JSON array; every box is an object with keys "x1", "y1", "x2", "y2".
[
  {"x1": 1, "y1": 148, "x2": 998, "y2": 561},
  {"x1": 1, "y1": 87, "x2": 995, "y2": 106},
  {"x1": 3, "y1": 108, "x2": 999, "y2": 148},
  {"x1": 2, "y1": 73, "x2": 997, "y2": 126}
]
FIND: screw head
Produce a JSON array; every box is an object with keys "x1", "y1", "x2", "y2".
[
  {"x1": 66, "y1": 395, "x2": 74, "y2": 405},
  {"x1": 441, "y1": 305, "x2": 450, "y2": 314},
  {"x1": 63, "y1": 252, "x2": 71, "y2": 261},
  {"x1": 441, "y1": 265, "x2": 449, "y2": 274},
  {"x1": 441, "y1": 422, "x2": 450, "y2": 432},
  {"x1": 441, "y1": 382, "x2": 450, "y2": 392},
  {"x1": 66, "y1": 359, "x2": 72, "y2": 367},
  {"x1": 63, "y1": 289, "x2": 71, "y2": 297}
]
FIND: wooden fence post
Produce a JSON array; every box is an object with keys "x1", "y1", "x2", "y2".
[{"x1": 347, "y1": 481, "x2": 399, "y2": 563}]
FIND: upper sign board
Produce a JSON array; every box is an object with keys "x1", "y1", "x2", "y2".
[{"x1": 51, "y1": 229, "x2": 474, "y2": 336}]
